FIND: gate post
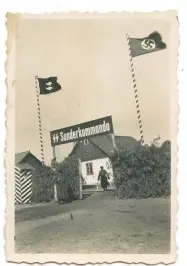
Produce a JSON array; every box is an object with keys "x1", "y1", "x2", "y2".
[
  {"x1": 111, "y1": 133, "x2": 117, "y2": 150},
  {"x1": 54, "y1": 183, "x2": 58, "y2": 201},
  {"x1": 52, "y1": 146, "x2": 58, "y2": 202},
  {"x1": 110, "y1": 134, "x2": 117, "y2": 191},
  {"x1": 78, "y1": 158, "x2": 83, "y2": 200}
]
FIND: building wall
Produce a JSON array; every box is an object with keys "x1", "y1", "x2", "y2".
[
  {"x1": 81, "y1": 157, "x2": 114, "y2": 185},
  {"x1": 15, "y1": 166, "x2": 22, "y2": 204},
  {"x1": 15, "y1": 167, "x2": 33, "y2": 204}
]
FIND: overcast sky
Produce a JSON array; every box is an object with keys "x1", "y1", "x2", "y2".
[{"x1": 15, "y1": 14, "x2": 176, "y2": 165}]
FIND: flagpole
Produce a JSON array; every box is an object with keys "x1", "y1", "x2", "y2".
[
  {"x1": 126, "y1": 34, "x2": 145, "y2": 145},
  {"x1": 35, "y1": 75, "x2": 45, "y2": 163}
]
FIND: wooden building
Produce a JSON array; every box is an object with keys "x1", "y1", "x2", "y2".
[
  {"x1": 15, "y1": 151, "x2": 42, "y2": 204},
  {"x1": 70, "y1": 135, "x2": 139, "y2": 186}
]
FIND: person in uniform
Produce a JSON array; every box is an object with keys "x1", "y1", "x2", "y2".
[{"x1": 98, "y1": 166, "x2": 110, "y2": 191}]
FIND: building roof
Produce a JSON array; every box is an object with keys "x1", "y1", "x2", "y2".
[
  {"x1": 16, "y1": 163, "x2": 35, "y2": 171},
  {"x1": 15, "y1": 151, "x2": 30, "y2": 165},
  {"x1": 70, "y1": 135, "x2": 139, "y2": 161},
  {"x1": 15, "y1": 151, "x2": 42, "y2": 165},
  {"x1": 90, "y1": 135, "x2": 139, "y2": 155}
]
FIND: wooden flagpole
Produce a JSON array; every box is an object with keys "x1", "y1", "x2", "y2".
[
  {"x1": 126, "y1": 34, "x2": 145, "y2": 145},
  {"x1": 35, "y1": 75, "x2": 45, "y2": 163}
]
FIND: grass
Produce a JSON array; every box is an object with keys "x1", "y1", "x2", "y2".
[{"x1": 15, "y1": 191, "x2": 170, "y2": 254}]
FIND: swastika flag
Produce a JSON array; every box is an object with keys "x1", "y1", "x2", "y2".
[
  {"x1": 37, "y1": 77, "x2": 62, "y2": 95},
  {"x1": 129, "y1": 32, "x2": 166, "y2": 58}
]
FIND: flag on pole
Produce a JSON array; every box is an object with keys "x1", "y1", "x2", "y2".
[
  {"x1": 128, "y1": 31, "x2": 166, "y2": 58},
  {"x1": 37, "y1": 77, "x2": 62, "y2": 95}
]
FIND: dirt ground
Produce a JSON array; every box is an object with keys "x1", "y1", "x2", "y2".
[{"x1": 15, "y1": 191, "x2": 170, "y2": 253}]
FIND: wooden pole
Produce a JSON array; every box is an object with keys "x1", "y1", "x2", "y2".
[
  {"x1": 111, "y1": 133, "x2": 117, "y2": 150},
  {"x1": 111, "y1": 133, "x2": 117, "y2": 191},
  {"x1": 126, "y1": 34, "x2": 144, "y2": 145},
  {"x1": 78, "y1": 158, "x2": 83, "y2": 200},
  {"x1": 54, "y1": 183, "x2": 58, "y2": 201},
  {"x1": 52, "y1": 146, "x2": 58, "y2": 202},
  {"x1": 52, "y1": 146, "x2": 56, "y2": 161},
  {"x1": 35, "y1": 75, "x2": 45, "y2": 163}
]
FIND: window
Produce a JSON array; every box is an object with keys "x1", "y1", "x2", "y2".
[
  {"x1": 86, "y1": 162, "x2": 93, "y2": 175},
  {"x1": 84, "y1": 139, "x2": 89, "y2": 145}
]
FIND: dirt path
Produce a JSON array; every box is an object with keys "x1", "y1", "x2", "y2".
[{"x1": 15, "y1": 191, "x2": 170, "y2": 254}]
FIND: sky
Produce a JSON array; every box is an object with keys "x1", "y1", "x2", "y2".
[{"x1": 15, "y1": 14, "x2": 176, "y2": 165}]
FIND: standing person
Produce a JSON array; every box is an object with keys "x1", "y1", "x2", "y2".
[{"x1": 98, "y1": 166, "x2": 110, "y2": 191}]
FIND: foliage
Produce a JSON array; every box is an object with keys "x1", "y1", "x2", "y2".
[
  {"x1": 55, "y1": 155, "x2": 80, "y2": 202},
  {"x1": 31, "y1": 155, "x2": 79, "y2": 203},
  {"x1": 110, "y1": 138, "x2": 171, "y2": 199},
  {"x1": 31, "y1": 165, "x2": 57, "y2": 203}
]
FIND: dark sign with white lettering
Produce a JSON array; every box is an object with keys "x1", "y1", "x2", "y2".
[{"x1": 50, "y1": 116, "x2": 114, "y2": 147}]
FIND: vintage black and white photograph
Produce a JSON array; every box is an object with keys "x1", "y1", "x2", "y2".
[{"x1": 6, "y1": 11, "x2": 178, "y2": 264}]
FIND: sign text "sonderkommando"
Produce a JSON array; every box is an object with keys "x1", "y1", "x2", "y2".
[{"x1": 50, "y1": 116, "x2": 114, "y2": 147}]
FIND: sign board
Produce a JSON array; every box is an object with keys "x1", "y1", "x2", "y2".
[{"x1": 50, "y1": 116, "x2": 114, "y2": 147}]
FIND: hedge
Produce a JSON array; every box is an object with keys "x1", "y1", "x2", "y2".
[
  {"x1": 31, "y1": 165, "x2": 57, "y2": 203},
  {"x1": 31, "y1": 155, "x2": 80, "y2": 203},
  {"x1": 110, "y1": 139, "x2": 171, "y2": 199},
  {"x1": 55, "y1": 155, "x2": 80, "y2": 203}
]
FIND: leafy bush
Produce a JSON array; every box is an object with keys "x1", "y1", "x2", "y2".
[
  {"x1": 110, "y1": 139, "x2": 171, "y2": 199},
  {"x1": 31, "y1": 155, "x2": 80, "y2": 203},
  {"x1": 31, "y1": 165, "x2": 57, "y2": 203},
  {"x1": 55, "y1": 155, "x2": 79, "y2": 202}
]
